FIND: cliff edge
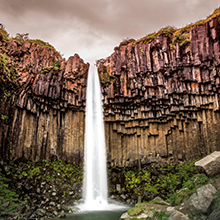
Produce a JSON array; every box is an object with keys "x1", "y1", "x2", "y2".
[
  {"x1": 98, "y1": 8, "x2": 220, "y2": 167},
  {"x1": 0, "y1": 31, "x2": 89, "y2": 164}
]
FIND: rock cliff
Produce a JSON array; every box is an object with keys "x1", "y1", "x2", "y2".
[
  {"x1": 1, "y1": 8, "x2": 220, "y2": 168},
  {"x1": 98, "y1": 8, "x2": 220, "y2": 167},
  {"x1": 0, "y1": 34, "x2": 89, "y2": 165}
]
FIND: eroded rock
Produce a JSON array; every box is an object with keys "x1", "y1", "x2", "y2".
[
  {"x1": 195, "y1": 151, "x2": 220, "y2": 176},
  {"x1": 187, "y1": 184, "x2": 217, "y2": 214}
]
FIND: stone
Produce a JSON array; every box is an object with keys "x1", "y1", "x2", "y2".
[
  {"x1": 120, "y1": 194, "x2": 127, "y2": 200},
  {"x1": 37, "y1": 209, "x2": 46, "y2": 217},
  {"x1": 1, "y1": 11, "x2": 220, "y2": 170},
  {"x1": 187, "y1": 184, "x2": 217, "y2": 214},
  {"x1": 137, "y1": 213, "x2": 149, "y2": 219},
  {"x1": 3, "y1": 201, "x2": 10, "y2": 207},
  {"x1": 49, "y1": 202, "x2": 56, "y2": 207},
  {"x1": 213, "y1": 178, "x2": 220, "y2": 191},
  {"x1": 153, "y1": 196, "x2": 164, "y2": 202},
  {"x1": 195, "y1": 151, "x2": 220, "y2": 176},
  {"x1": 58, "y1": 210, "x2": 66, "y2": 218},
  {"x1": 167, "y1": 207, "x2": 175, "y2": 212},
  {"x1": 120, "y1": 212, "x2": 130, "y2": 220},
  {"x1": 116, "y1": 184, "x2": 121, "y2": 191},
  {"x1": 207, "y1": 209, "x2": 220, "y2": 220},
  {"x1": 53, "y1": 210, "x2": 58, "y2": 216},
  {"x1": 168, "y1": 210, "x2": 190, "y2": 220}
]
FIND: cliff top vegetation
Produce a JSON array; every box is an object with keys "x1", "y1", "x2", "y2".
[
  {"x1": 115, "y1": 6, "x2": 220, "y2": 50},
  {"x1": 0, "y1": 24, "x2": 60, "y2": 56}
]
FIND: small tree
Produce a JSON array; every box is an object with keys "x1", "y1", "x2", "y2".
[{"x1": 15, "y1": 33, "x2": 29, "y2": 41}]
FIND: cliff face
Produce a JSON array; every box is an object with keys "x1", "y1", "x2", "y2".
[
  {"x1": 0, "y1": 36, "x2": 89, "y2": 165},
  {"x1": 1, "y1": 9, "x2": 220, "y2": 168},
  {"x1": 98, "y1": 16, "x2": 220, "y2": 167}
]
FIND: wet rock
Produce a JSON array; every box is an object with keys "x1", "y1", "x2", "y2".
[
  {"x1": 58, "y1": 210, "x2": 66, "y2": 218},
  {"x1": 120, "y1": 212, "x2": 130, "y2": 220}
]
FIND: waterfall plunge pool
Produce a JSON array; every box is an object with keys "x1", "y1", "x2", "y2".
[{"x1": 52, "y1": 208, "x2": 129, "y2": 220}]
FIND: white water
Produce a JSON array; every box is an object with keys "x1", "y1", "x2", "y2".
[
  {"x1": 79, "y1": 64, "x2": 108, "y2": 210},
  {"x1": 78, "y1": 64, "x2": 129, "y2": 211}
]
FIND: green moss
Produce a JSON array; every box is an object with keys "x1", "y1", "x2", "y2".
[
  {"x1": 0, "y1": 53, "x2": 10, "y2": 74},
  {"x1": 99, "y1": 65, "x2": 112, "y2": 84},
  {"x1": 117, "y1": 38, "x2": 136, "y2": 49},
  {"x1": 0, "y1": 25, "x2": 9, "y2": 41},
  {"x1": 133, "y1": 7, "x2": 220, "y2": 49},
  {"x1": 51, "y1": 60, "x2": 61, "y2": 69},
  {"x1": 0, "y1": 171, "x2": 21, "y2": 216},
  {"x1": 195, "y1": 6, "x2": 220, "y2": 26},
  {"x1": 1, "y1": 115, "x2": 9, "y2": 120},
  {"x1": 134, "y1": 32, "x2": 157, "y2": 46},
  {"x1": 29, "y1": 39, "x2": 60, "y2": 55},
  {"x1": 128, "y1": 206, "x2": 145, "y2": 216},
  {"x1": 122, "y1": 160, "x2": 198, "y2": 201},
  {"x1": 153, "y1": 210, "x2": 170, "y2": 220}
]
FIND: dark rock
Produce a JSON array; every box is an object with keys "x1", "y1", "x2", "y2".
[
  {"x1": 58, "y1": 210, "x2": 66, "y2": 218},
  {"x1": 207, "y1": 209, "x2": 220, "y2": 220}
]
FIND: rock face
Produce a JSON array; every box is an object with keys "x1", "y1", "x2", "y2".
[
  {"x1": 0, "y1": 37, "x2": 89, "y2": 164},
  {"x1": 187, "y1": 184, "x2": 217, "y2": 214},
  {"x1": 98, "y1": 16, "x2": 220, "y2": 167},
  {"x1": 195, "y1": 151, "x2": 220, "y2": 176}
]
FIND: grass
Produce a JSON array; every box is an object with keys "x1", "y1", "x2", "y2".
[
  {"x1": 0, "y1": 24, "x2": 10, "y2": 41},
  {"x1": 116, "y1": 6, "x2": 220, "y2": 50},
  {"x1": 28, "y1": 39, "x2": 60, "y2": 55},
  {"x1": 0, "y1": 24, "x2": 60, "y2": 55},
  {"x1": 165, "y1": 173, "x2": 214, "y2": 206},
  {"x1": 0, "y1": 169, "x2": 22, "y2": 216}
]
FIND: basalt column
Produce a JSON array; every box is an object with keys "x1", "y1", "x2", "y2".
[
  {"x1": 98, "y1": 17, "x2": 220, "y2": 167},
  {"x1": 0, "y1": 37, "x2": 89, "y2": 165}
]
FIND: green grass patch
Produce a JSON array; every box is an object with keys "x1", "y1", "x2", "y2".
[
  {"x1": 118, "y1": 7, "x2": 220, "y2": 50},
  {"x1": 0, "y1": 171, "x2": 21, "y2": 215}
]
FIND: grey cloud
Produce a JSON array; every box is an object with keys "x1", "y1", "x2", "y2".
[{"x1": 0, "y1": 0, "x2": 219, "y2": 62}]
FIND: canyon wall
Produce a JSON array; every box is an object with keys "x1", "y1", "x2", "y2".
[
  {"x1": 98, "y1": 17, "x2": 220, "y2": 167},
  {"x1": 1, "y1": 11, "x2": 220, "y2": 167},
  {"x1": 0, "y1": 37, "x2": 89, "y2": 165}
]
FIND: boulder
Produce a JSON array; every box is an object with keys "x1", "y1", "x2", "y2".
[
  {"x1": 207, "y1": 209, "x2": 220, "y2": 220},
  {"x1": 187, "y1": 184, "x2": 217, "y2": 214},
  {"x1": 120, "y1": 212, "x2": 130, "y2": 220},
  {"x1": 168, "y1": 210, "x2": 190, "y2": 220},
  {"x1": 195, "y1": 151, "x2": 220, "y2": 176}
]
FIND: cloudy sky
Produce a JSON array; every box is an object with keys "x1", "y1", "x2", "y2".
[{"x1": 0, "y1": 0, "x2": 219, "y2": 64}]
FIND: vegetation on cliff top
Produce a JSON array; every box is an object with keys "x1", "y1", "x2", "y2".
[
  {"x1": 0, "y1": 24, "x2": 60, "y2": 55},
  {"x1": 115, "y1": 6, "x2": 220, "y2": 50}
]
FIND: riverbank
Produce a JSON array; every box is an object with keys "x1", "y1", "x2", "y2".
[
  {"x1": 120, "y1": 152, "x2": 220, "y2": 220},
  {"x1": 0, "y1": 158, "x2": 204, "y2": 219}
]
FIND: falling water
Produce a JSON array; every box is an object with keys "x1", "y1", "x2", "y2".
[{"x1": 80, "y1": 64, "x2": 108, "y2": 210}]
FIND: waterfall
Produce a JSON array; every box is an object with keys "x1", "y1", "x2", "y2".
[{"x1": 81, "y1": 64, "x2": 108, "y2": 210}]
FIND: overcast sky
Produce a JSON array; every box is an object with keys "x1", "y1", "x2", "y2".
[{"x1": 0, "y1": 0, "x2": 219, "y2": 64}]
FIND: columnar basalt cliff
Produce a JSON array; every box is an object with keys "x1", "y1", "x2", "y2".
[
  {"x1": 98, "y1": 11, "x2": 220, "y2": 167},
  {"x1": 0, "y1": 35, "x2": 89, "y2": 165}
]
